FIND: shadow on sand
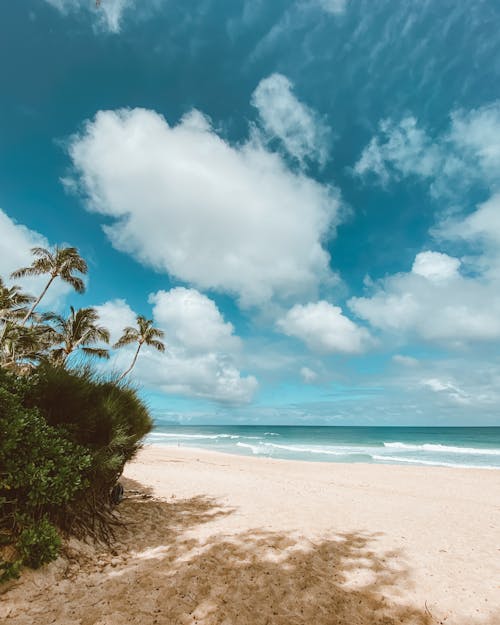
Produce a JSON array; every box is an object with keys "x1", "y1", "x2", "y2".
[{"x1": 2, "y1": 478, "x2": 497, "y2": 625}]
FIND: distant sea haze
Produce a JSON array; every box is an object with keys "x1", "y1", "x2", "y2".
[{"x1": 147, "y1": 426, "x2": 500, "y2": 469}]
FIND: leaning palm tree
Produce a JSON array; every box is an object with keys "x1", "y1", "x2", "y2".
[
  {"x1": 114, "y1": 315, "x2": 165, "y2": 381},
  {"x1": 45, "y1": 306, "x2": 110, "y2": 365},
  {"x1": 11, "y1": 246, "x2": 88, "y2": 325}
]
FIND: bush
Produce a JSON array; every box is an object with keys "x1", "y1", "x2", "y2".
[
  {"x1": 0, "y1": 364, "x2": 153, "y2": 580},
  {"x1": 20, "y1": 364, "x2": 153, "y2": 538},
  {"x1": 0, "y1": 374, "x2": 92, "y2": 580}
]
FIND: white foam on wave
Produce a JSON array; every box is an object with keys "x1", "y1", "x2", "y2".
[
  {"x1": 373, "y1": 455, "x2": 499, "y2": 469},
  {"x1": 149, "y1": 433, "x2": 239, "y2": 440},
  {"x1": 383, "y1": 442, "x2": 500, "y2": 456},
  {"x1": 237, "y1": 441, "x2": 371, "y2": 457},
  {"x1": 236, "y1": 442, "x2": 263, "y2": 454},
  {"x1": 264, "y1": 442, "x2": 348, "y2": 456}
]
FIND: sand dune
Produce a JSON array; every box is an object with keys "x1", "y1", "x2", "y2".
[{"x1": 1, "y1": 446, "x2": 499, "y2": 625}]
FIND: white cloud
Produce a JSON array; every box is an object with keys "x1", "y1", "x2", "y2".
[
  {"x1": 277, "y1": 301, "x2": 374, "y2": 354},
  {"x1": 0, "y1": 209, "x2": 72, "y2": 309},
  {"x1": 122, "y1": 347, "x2": 258, "y2": 404},
  {"x1": 352, "y1": 103, "x2": 500, "y2": 349},
  {"x1": 149, "y1": 287, "x2": 241, "y2": 354},
  {"x1": 44, "y1": 0, "x2": 132, "y2": 33},
  {"x1": 420, "y1": 378, "x2": 471, "y2": 405},
  {"x1": 67, "y1": 108, "x2": 340, "y2": 307},
  {"x1": 300, "y1": 366, "x2": 318, "y2": 382},
  {"x1": 354, "y1": 102, "x2": 500, "y2": 199},
  {"x1": 411, "y1": 251, "x2": 461, "y2": 282},
  {"x1": 94, "y1": 298, "x2": 136, "y2": 345},
  {"x1": 354, "y1": 116, "x2": 442, "y2": 185},
  {"x1": 317, "y1": 0, "x2": 349, "y2": 15},
  {"x1": 251, "y1": 73, "x2": 330, "y2": 166},
  {"x1": 439, "y1": 193, "x2": 500, "y2": 246},
  {"x1": 349, "y1": 248, "x2": 500, "y2": 344},
  {"x1": 97, "y1": 292, "x2": 258, "y2": 404}
]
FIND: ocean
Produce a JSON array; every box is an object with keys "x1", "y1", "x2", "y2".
[{"x1": 147, "y1": 425, "x2": 500, "y2": 469}]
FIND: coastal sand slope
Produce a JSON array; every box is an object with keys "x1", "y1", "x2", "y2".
[{"x1": 1, "y1": 445, "x2": 499, "y2": 625}]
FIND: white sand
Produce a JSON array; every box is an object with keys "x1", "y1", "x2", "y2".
[{"x1": 1, "y1": 445, "x2": 499, "y2": 625}]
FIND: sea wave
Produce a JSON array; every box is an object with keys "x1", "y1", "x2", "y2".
[
  {"x1": 236, "y1": 442, "x2": 262, "y2": 454},
  {"x1": 373, "y1": 454, "x2": 499, "y2": 469},
  {"x1": 383, "y1": 442, "x2": 500, "y2": 456},
  {"x1": 264, "y1": 442, "x2": 347, "y2": 456},
  {"x1": 149, "y1": 433, "x2": 240, "y2": 440},
  {"x1": 237, "y1": 441, "x2": 371, "y2": 457}
]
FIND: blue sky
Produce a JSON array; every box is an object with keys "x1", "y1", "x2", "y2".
[{"x1": 1, "y1": 0, "x2": 500, "y2": 425}]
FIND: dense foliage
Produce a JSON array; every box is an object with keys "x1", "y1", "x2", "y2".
[
  {"x1": 0, "y1": 366, "x2": 153, "y2": 581},
  {"x1": 0, "y1": 246, "x2": 159, "y2": 582}
]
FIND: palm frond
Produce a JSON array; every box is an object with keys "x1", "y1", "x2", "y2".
[
  {"x1": 147, "y1": 339, "x2": 166, "y2": 353},
  {"x1": 81, "y1": 347, "x2": 110, "y2": 359},
  {"x1": 113, "y1": 332, "x2": 138, "y2": 349}
]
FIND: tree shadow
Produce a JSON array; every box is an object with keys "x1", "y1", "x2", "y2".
[{"x1": 2, "y1": 479, "x2": 497, "y2": 625}]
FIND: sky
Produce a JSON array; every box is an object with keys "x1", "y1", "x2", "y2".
[{"x1": 1, "y1": 0, "x2": 500, "y2": 426}]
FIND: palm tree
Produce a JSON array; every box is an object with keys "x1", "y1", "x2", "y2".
[
  {"x1": 45, "y1": 306, "x2": 110, "y2": 365},
  {"x1": 114, "y1": 315, "x2": 165, "y2": 381},
  {"x1": 11, "y1": 246, "x2": 88, "y2": 325},
  {"x1": 0, "y1": 277, "x2": 34, "y2": 344},
  {"x1": 0, "y1": 322, "x2": 54, "y2": 370}
]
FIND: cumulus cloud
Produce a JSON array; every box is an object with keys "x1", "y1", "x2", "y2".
[
  {"x1": 149, "y1": 287, "x2": 241, "y2": 354},
  {"x1": 438, "y1": 193, "x2": 500, "y2": 249},
  {"x1": 352, "y1": 102, "x2": 500, "y2": 349},
  {"x1": 94, "y1": 298, "x2": 136, "y2": 345},
  {"x1": 251, "y1": 73, "x2": 330, "y2": 166},
  {"x1": 44, "y1": 0, "x2": 133, "y2": 33},
  {"x1": 67, "y1": 108, "x2": 340, "y2": 307},
  {"x1": 277, "y1": 301, "x2": 374, "y2": 354},
  {"x1": 0, "y1": 209, "x2": 72, "y2": 309},
  {"x1": 97, "y1": 290, "x2": 257, "y2": 404},
  {"x1": 354, "y1": 102, "x2": 500, "y2": 198},
  {"x1": 349, "y1": 248, "x2": 500, "y2": 344},
  {"x1": 411, "y1": 251, "x2": 461, "y2": 282}
]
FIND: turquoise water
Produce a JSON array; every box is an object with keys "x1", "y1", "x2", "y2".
[{"x1": 147, "y1": 426, "x2": 500, "y2": 469}]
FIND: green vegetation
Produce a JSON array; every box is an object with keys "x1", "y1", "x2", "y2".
[{"x1": 0, "y1": 246, "x2": 160, "y2": 582}]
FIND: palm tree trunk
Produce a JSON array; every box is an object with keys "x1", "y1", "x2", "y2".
[
  {"x1": 21, "y1": 275, "x2": 55, "y2": 326},
  {"x1": 117, "y1": 342, "x2": 142, "y2": 382}
]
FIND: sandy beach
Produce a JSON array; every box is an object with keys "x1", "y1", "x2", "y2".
[{"x1": 1, "y1": 445, "x2": 499, "y2": 625}]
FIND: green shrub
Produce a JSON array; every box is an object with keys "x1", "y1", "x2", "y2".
[
  {"x1": 17, "y1": 518, "x2": 61, "y2": 569},
  {"x1": 0, "y1": 364, "x2": 153, "y2": 580},
  {"x1": 0, "y1": 373, "x2": 92, "y2": 579},
  {"x1": 20, "y1": 364, "x2": 153, "y2": 538},
  {"x1": 24, "y1": 364, "x2": 152, "y2": 453}
]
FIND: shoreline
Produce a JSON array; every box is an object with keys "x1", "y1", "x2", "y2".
[{"x1": 147, "y1": 441, "x2": 500, "y2": 470}]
